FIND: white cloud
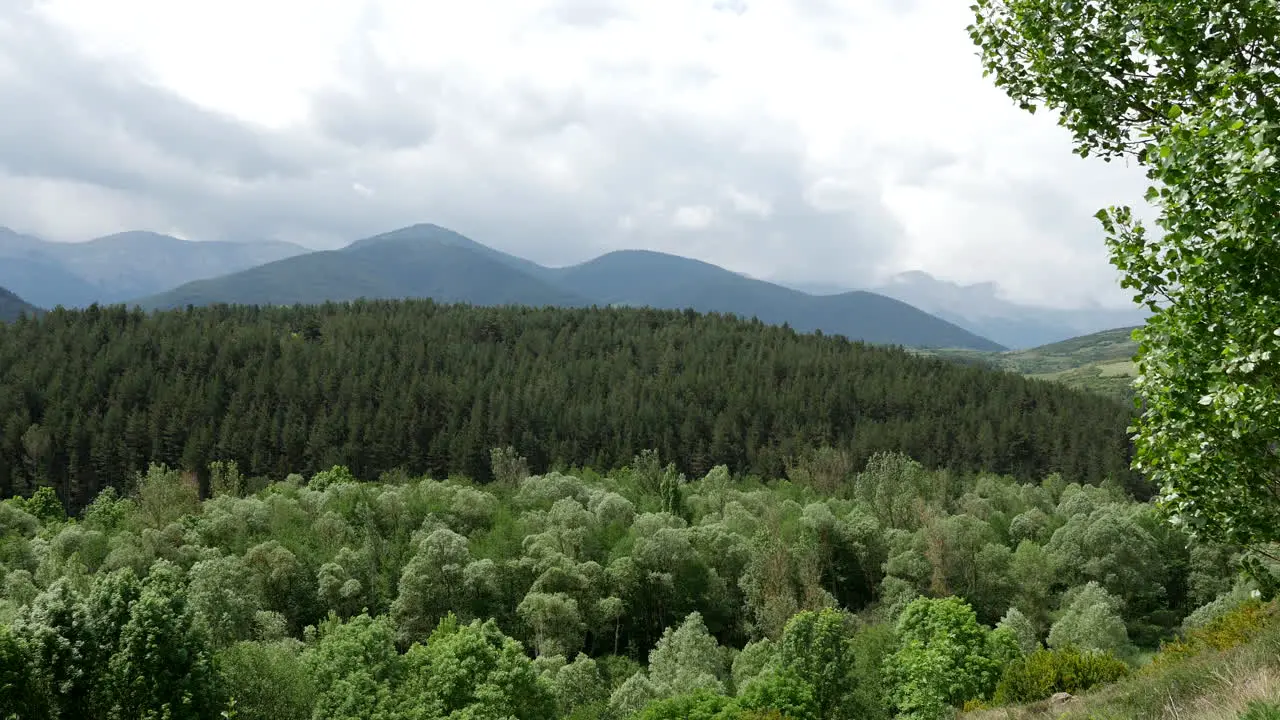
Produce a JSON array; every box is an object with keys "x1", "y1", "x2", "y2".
[
  {"x1": 673, "y1": 205, "x2": 717, "y2": 229},
  {"x1": 0, "y1": 0, "x2": 1158, "y2": 309}
]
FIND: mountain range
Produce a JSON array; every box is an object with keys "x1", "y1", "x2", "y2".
[
  {"x1": 0, "y1": 221, "x2": 1147, "y2": 351},
  {"x1": 0, "y1": 286, "x2": 40, "y2": 322},
  {"x1": 867, "y1": 272, "x2": 1147, "y2": 349},
  {"x1": 137, "y1": 224, "x2": 1004, "y2": 350},
  {"x1": 0, "y1": 227, "x2": 309, "y2": 308}
]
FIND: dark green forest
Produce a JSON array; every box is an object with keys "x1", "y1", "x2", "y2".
[{"x1": 0, "y1": 301, "x2": 1135, "y2": 512}]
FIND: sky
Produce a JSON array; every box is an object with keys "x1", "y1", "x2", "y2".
[{"x1": 0, "y1": 0, "x2": 1157, "y2": 309}]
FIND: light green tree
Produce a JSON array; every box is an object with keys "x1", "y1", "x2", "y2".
[
  {"x1": 738, "y1": 608, "x2": 864, "y2": 720},
  {"x1": 396, "y1": 614, "x2": 556, "y2": 720},
  {"x1": 517, "y1": 590, "x2": 585, "y2": 657},
  {"x1": 997, "y1": 607, "x2": 1041, "y2": 655},
  {"x1": 0, "y1": 622, "x2": 51, "y2": 719},
  {"x1": 886, "y1": 596, "x2": 1004, "y2": 719},
  {"x1": 391, "y1": 528, "x2": 472, "y2": 644},
  {"x1": 551, "y1": 652, "x2": 609, "y2": 717},
  {"x1": 648, "y1": 611, "x2": 728, "y2": 698},
  {"x1": 103, "y1": 561, "x2": 224, "y2": 720},
  {"x1": 187, "y1": 553, "x2": 261, "y2": 648},
  {"x1": 15, "y1": 578, "x2": 94, "y2": 718},
  {"x1": 217, "y1": 640, "x2": 316, "y2": 720},
  {"x1": 302, "y1": 612, "x2": 401, "y2": 720},
  {"x1": 1048, "y1": 582, "x2": 1132, "y2": 655}
]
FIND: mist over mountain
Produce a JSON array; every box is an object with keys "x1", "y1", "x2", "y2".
[{"x1": 787, "y1": 270, "x2": 1148, "y2": 349}]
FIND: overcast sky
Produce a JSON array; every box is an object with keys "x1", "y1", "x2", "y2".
[{"x1": 0, "y1": 0, "x2": 1156, "y2": 308}]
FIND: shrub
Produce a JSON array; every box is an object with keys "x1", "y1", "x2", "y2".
[
  {"x1": 1150, "y1": 600, "x2": 1272, "y2": 669},
  {"x1": 992, "y1": 647, "x2": 1130, "y2": 705}
]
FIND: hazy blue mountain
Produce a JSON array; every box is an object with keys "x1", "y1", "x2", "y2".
[
  {"x1": 139, "y1": 225, "x2": 1005, "y2": 351},
  {"x1": 0, "y1": 286, "x2": 41, "y2": 321},
  {"x1": 0, "y1": 227, "x2": 310, "y2": 307},
  {"x1": 552, "y1": 250, "x2": 1005, "y2": 350},
  {"x1": 346, "y1": 224, "x2": 557, "y2": 281},
  {"x1": 767, "y1": 271, "x2": 1149, "y2": 349},
  {"x1": 137, "y1": 225, "x2": 591, "y2": 310}
]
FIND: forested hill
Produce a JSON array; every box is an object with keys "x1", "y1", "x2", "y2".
[
  {"x1": 0, "y1": 301, "x2": 1135, "y2": 510},
  {"x1": 0, "y1": 286, "x2": 40, "y2": 321}
]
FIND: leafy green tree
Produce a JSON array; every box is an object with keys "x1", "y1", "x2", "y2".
[
  {"x1": 302, "y1": 612, "x2": 402, "y2": 720},
  {"x1": 1007, "y1": 541, "x2": 1057, "y2": 632},
  {"x1": 15, "y1": 578, "x2": 94, "y2": 718},
  {"x1": 209, "y1": 460, "x2": 247, "y2": 499},
  {"x1": 968, "y1": 0, "x2": 1280, "y2": 574},
  {"x1": 489, "y1": 446, "x2": 530, "y2": 486},
  {"x1": 740, "y1": 608, "x2": 863, "y2": 720},
  {"x1": 310, "y1": 465, "x2": 357, "y2": 492},
  {"x1": 19, "y1": 486, "x2": 64, "y2": 526},
  {"x1": 243, "y1": 540, "x2": 315, "y2": 633},
  {"x1": 103, "y1": 561, "x2": 224, "y2": 720},
  {"x1": 187, "y1": 553, "x2": 262, "y2": 648},
  {"x1": 886, "y1": 596, "x2": 1004, "y2": 719},
  {"x1": 997, "y1": 607, "x2": 1041, "y2": 655},
  {"x1": 550, "y1": 652, "x2": 609, "y2": 717},
  {"x1": 397, "y1": 614, "x2": 556, "y2": 720},
  {"x1": 84, "y1": 567, "x2": 144, "y2": 714},
  {"x1": 517, "y1": 590, "x2": 585, "y2": 657},
  {"x1": 317, "y1": 546, "x2": 376, "y2": 620},
  {"x1": 635, "y1": 689, "x2": 735, "y2": 720},
  {"x1": 1048, "y1": 582, "x2": 1132, "y2": 655},
  {"x1": 731, "y1": 638, "x2": 776, "y2": 693},
  {"x1": 0, "y1": 623, "x2": 50, "y2": 720},
  {"x1": 609, "y1": 670, "x2": 660, "y2": 718},
  {"x1": 391, "y1": 528, "x2": 472, "y2": 645},
  {"x1": 647, "y1": 611, "x2": 728, "y2": 698},
  {"x1": 786, "y1": 446, "x2": 855, "y2": 496},
  {"x1": 133, "y1": 464, "x2": 200, "y2": 529},
  {"x1": 216, "y1": 640, "x2": 316, "y2": 720},
  {"x1": 1045, "y1": 504, "x2": 1167, "y2": 619}
]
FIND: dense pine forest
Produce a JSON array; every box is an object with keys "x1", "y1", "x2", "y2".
[
  {"x1": 0, "y1": 301, "x2": 1136, "y2": 512},
  {"x1": 0, "y1": 455, "x2": 1267, "y2": 719}
]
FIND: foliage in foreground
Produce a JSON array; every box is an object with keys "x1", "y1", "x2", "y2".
[
  {"x1": 963, "y1": 599, "x2": 1280, "y2": 720},
  {"x1": 0, "y1": 452, "x2": 1255, "y2": 718},
  {"x1": 969, "y1": 0, "x2": 1280, "y2": 585}
]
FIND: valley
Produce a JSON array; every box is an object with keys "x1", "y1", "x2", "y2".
[{"x1": 921, "y1": 327, "x2": 1142, "y2": 401}]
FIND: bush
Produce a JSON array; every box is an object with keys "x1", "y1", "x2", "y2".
[
  {"x1": 1151, "y1": 600, "x2": 1272, "y2": 669},
  {"x1": 992, "y1": 647, "x2": 1130, "y2": 705}
]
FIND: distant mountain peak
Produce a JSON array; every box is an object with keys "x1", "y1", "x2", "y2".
[{"x1": 347, "y1": 223, "x2": 469, "y2": 248}]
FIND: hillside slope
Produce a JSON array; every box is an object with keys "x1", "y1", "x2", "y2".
[
  {"x1": 138, "y1": 225, "x2": 1005, "y2": 350},
  {"x1": 0, "y1": 286, "x2": 40, "y2": 321},
  {"x1": 0, "y1": 301, "x2": 1134, "y2": 509},
  {"x1": 925, "y1": 326, "x2": 1141, "y2": 400}
]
